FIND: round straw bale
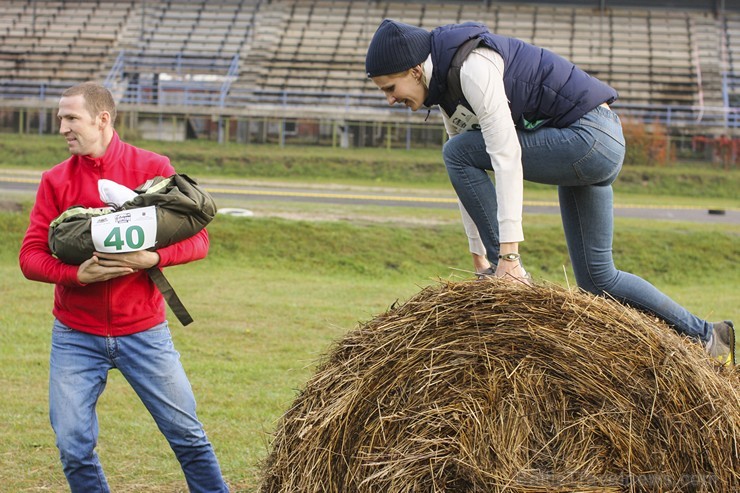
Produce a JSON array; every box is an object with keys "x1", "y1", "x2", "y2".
[{"x1": 260, "y1": 279, "x2": 739, "y2": 493}]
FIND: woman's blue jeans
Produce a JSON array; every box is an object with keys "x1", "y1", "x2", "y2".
[
  {"x1": 49, "y1": 320, "x2": 229, "y2": 492},
  {"x1": 442, "y1": 105, "x2": 711, "y2": 341}
]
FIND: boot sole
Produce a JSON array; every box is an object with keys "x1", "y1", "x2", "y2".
[{"x1": 730, "y1": 321, "x2": 737, "y2": 366}]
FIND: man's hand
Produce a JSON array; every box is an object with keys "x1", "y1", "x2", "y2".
[{"x1": 77, "y1": 250, "x2": 160, "y2": 284}]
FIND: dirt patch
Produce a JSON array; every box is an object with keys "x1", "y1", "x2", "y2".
[
  {"x1": 0, "y1": 200, "x2": 24, "y2": 212},
  {"x1": 259, "y1": 210, "x2": 456, "y2": 226}
]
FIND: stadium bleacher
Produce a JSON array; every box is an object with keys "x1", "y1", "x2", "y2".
[{"x1": 0, "y1": 0, "x2": 737, "y2": 131}]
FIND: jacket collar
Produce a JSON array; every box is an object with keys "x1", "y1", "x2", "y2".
[
  {"x1": 423, "y1": 23, "x2": 488, "y2": 108},
  {"x1": 79, "y1": 130, "x2": 122, "y2": 169}
]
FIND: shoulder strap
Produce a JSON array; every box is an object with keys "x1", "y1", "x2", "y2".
[
  {"x1": 445, "y1": 37, "x2": 484, "y2": 111},
  {"x1": 147, "y1": 267, "x2": 194, "y2": 326}
]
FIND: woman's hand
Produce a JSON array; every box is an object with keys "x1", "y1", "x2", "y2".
[
  {"x1": 495, "y1": 243, "x2": 531, "y2": 285},
  {"x1": 494, "y1": 258, "x2": 530, "y2": 284}
]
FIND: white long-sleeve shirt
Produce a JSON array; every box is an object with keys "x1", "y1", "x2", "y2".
[{"x1": 423, "y1": 47, "x2": 524, "y2": 255}]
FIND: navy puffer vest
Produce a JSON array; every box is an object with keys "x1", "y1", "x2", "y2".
[{"x1": 423, "y1": 23, "x2": 618, "y2": 129}]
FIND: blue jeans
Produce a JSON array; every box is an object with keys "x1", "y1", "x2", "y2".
[
  {"x1": 49, "y1": 320, "x2": 229, "y2": 492},
  {"x1": 442, "y1": 105, "x2": 711, "y2": 341}
]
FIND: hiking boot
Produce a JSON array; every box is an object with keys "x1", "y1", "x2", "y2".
[{"x1": 705, "y1": 321, "x2": 737, "y2": 366}]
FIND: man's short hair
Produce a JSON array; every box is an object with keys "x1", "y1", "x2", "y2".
[{"x1": 62, "y1": 82, "x2": 117, "y2": 125}]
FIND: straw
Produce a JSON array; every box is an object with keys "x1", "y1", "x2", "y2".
[{"x1": 260, "y1": 279, "x2": 739, "y2": 492}]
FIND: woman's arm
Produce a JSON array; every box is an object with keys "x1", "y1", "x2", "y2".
[{"x1": 460, "y1": 48, "x2": 528, "y2": 281}]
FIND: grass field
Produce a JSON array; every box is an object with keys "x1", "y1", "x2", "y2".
[{"x1": 1, "y1": 135, "x2": 738, "y2": 491}]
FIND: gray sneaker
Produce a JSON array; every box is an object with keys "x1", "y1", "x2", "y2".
[{"x1": 705, "y1": 321, "x2": 736, "y2": 366}]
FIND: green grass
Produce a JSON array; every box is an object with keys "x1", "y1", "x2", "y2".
[
  {"x1": 1, "y1": 205, "x2": 738, "y2": 491},
  {"x1": 1, "y1": 131, "x2": 738, "y2": 490}
]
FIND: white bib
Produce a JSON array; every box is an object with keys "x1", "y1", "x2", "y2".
[
  {"x1": 447, "y1": 105, "x2": 481, "y2": 133},
  {"x1": 91, "y1": 206, "x2": 158, "y2": 253}
]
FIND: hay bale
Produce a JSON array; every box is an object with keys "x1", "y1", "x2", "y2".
[{"x1": 260, "y1": 280, "x2": 739, "y2": 492}]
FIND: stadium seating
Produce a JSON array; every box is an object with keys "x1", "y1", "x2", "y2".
[
  {"x1": 0, "y1": 0, "x2": 128, "y2": 84},
  {"x1": 0, "y1": 0, "x2": 737, "y2": 128},
  {"x1": 723, "y1": 11, "x2": 740, "y2": 106}
]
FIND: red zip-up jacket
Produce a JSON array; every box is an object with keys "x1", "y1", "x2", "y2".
[{"x1": 19, "y1": 132, "x2": 209, "y2": 336}]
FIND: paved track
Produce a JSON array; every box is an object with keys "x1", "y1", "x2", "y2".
[{"x1": 1, "y1": 170, "x2": 738, "y2": 224}]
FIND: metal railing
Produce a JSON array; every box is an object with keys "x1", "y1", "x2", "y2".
[
  {"x1": 2, "y1": 71, "x2": 739, "y2": 131},
  {"x1": 613, "y1": 103, "x2": 740, "y2": 129}
]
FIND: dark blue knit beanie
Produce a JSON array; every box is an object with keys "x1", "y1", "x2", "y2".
[{"x1": 365, "y1": 19, "x2": 432, "y2": 77}]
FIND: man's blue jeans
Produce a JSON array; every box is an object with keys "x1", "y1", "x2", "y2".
[
  {"x1": 442, "y1": 105, "x2": 711, "y2": 341},
  {"x1": 49, "y1": 320, "x2": 229, "y2": 492}
]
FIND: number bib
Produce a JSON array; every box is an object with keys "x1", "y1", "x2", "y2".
[
  {"x1": 91, "y1": 206, "x2": 158, "y2": 253},
  {"x1": 447, "y1": 105, "x2": 480, "y2": 133}
]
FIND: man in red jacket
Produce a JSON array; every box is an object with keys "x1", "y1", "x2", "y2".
[{"x1": 19, "y1": 82, "x2": 229, "y2": 492}]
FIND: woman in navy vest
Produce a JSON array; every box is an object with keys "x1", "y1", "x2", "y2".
[{"x1": 365, "y1": 19, "x2": 735, "y2": 365}]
